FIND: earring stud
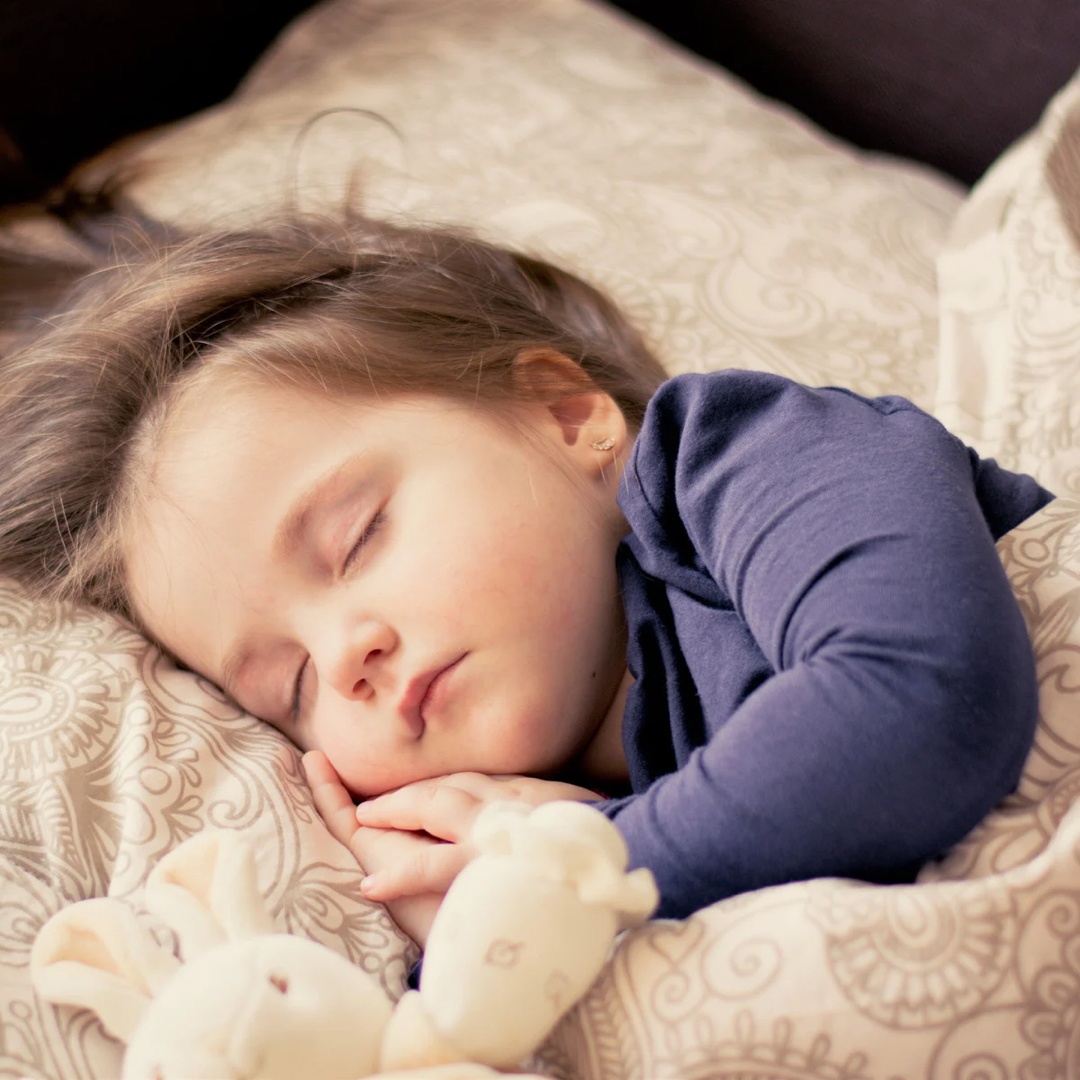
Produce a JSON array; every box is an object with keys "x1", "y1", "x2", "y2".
[{"x1": 590, "y1": 437, "x2": 616, "y2": 451}]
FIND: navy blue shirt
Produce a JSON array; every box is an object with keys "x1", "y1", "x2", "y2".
[{"x1": 599, "y1": 372, "x2": 1053, "y2": 920}]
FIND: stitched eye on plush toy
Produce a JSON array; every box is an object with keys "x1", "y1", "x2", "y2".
[{"x1": 268, "y1": 973, "x2": 289, "y2": 994}]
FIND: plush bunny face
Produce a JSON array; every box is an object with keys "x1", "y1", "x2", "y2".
[
  {"x1": 123, "y1": 934, "x2": 392, "y2": 1080},
  {"x1": 30, "y1": 832, "x2": 396, "y2": 1080}
]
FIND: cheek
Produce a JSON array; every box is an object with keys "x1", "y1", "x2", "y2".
[
  {"x1": 320, "y1": 739, "x2": 406, "y2": 799},
  {"x1": 309, "y1": 703, "x2": 443, "y2": 798},
  {"x1": 402, "y1": 507, "x2": 542, "y2": 618},
  {"x1": 305, "y1": 709, "x2": 384, "y2": 795}
]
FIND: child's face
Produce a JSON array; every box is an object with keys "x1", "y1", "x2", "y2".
[{"x1": 126, "y1": 374, "x2": 629, "y2": 797}]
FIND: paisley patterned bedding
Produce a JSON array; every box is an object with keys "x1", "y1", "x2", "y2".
[{"x1": 3, "y1": 1, "x2": 1080, "y2": 1076}]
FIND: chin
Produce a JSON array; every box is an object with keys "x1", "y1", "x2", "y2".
[{"x1": 341, "y1": 767, "x2": 434, "y2": 799}]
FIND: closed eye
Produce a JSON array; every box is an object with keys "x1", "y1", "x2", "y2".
[
  {"x1": 290, "y1": 509, "x2": 386, "y2": 722},
  {"x1": 343, "y1": 509, "x2": 386, "y2": 574},
  {"x1": 292, "y1": 656, "x2": 309, "y2": 724}
]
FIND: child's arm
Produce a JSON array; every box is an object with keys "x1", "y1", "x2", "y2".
[{"x1": 602, "y1": 372, "x2": 1051, "y2": 919}]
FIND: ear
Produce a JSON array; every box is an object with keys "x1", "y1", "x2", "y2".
[
  {"x1": 31, "y1": 897, "x2": 180, "y2": 1043},
  {"x1": 143, "y1": 831, "x2": 274, "y2": 961},
  {"x1": 512, "y1": 350, "x2": 629, "y2": 474}
]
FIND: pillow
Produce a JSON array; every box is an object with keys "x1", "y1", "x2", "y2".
[
  {"x1": 533, "y1": 498, "x2": 1080, "y2": 1079},
  {"x1": 935, "y1": 63, "x2": 1080, "y2": 499}
]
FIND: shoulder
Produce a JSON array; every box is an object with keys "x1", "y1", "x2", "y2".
[
  {"x1": 636, "y1": 371, "x2": 946, "y2": 468},
  {"x1": 644, "y1": 370, "x2": 787, "y2": 419},
  {"x1": 645, "y1": 370, "x2": 925, "y2": 426},
  {"x1": 632, "y1": 371, "x2": 790, "y2": 466},
  {"x1": 624, "y1": 371, "x2": 966, "y2": 530}
]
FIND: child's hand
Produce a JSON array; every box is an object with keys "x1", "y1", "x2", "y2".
[
  {"x1": 302, "y1": 750, "x2": 443, "y2": 948},
  {"x1": 351, "y1": 772, "x2": 601, "y2": 901}
]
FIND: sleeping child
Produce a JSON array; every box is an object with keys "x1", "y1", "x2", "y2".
[{"x1": 0, "y1": 209, "x2": 1053, "y2": 947}]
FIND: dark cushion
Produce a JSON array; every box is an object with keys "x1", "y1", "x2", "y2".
[
  {"x1": 0, "y1": 0, "x2": 319, "y2": 204},
  {"x1": 608, "y1": 0, "x2": 1080, "y2": 185}
]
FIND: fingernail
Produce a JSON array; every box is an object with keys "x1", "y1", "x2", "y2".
[{"x1": 361, "y1": 875, "x2": 376, "y2": 893}]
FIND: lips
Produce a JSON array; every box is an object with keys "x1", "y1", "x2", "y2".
[{"x1": 398, "y1": 654, "x2": 465, "y2": 735}]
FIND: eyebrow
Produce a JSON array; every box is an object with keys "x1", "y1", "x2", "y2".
[{"x1": 219, "y1": 453, "x2": 369, "y2": 706}]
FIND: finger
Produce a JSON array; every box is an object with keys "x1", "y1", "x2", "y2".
[
  {"x1": 302, "y1": 751, "x2": 360, "y2": 850},
  {"x1": 392, "y1": 772, "x2": 501, "y2": 798},
  {"x1": 430, "y1": 771, "x2": 506, "y2": 797},
  {"x1": 360, "y1": 842, "x2": 474, "y2": 901},
  {"x1": 349, "y1": 825, "x2": 435, "y2": 875},
  {"x1": 356, "y1": 783, "x2": 481, "y2": 843}
]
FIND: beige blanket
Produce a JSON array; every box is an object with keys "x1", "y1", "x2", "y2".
[{"x1": 4, "y1": 1, "x2": 1079, "y2": 1076}]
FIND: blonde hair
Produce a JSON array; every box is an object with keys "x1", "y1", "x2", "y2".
[{"x1": 0, "y1": 211, "x2": 666, "y2": 616}]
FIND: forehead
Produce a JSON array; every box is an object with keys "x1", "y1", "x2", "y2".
[
  {"x1": 145, "y1": 373, "x2": 410, "y2": 510},
  {"x1": 150, "y1": 371, "x2": 327, "y2": 483}
]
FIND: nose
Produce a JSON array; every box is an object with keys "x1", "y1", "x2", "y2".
[{"x1": 319, "y1": 618, "x2": 399, "y2": 701}]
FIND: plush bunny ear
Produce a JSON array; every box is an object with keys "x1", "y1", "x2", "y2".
[
  {"x1": 472, "y1": 801, "x2": 659, "y2": 928},
  {"x1": 31, "y1": 897, "x2": 180, "y2": 1043},
  {"x1": 143, "y1": 831, "x2": 274, "y2": 960}
]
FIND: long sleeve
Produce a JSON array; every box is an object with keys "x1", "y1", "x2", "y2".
[{"x1": 602, "y1": 372, "x2": 1051, "y2": 919}]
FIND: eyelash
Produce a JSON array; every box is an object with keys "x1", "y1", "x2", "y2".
[
  {"x1": 291, "y1": 509, "x2": 387, "y2": 722},
  {"x1": 343, "y1": 509, "x2": 386, "y2": 574}
]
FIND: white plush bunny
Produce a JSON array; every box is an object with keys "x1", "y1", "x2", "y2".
[{"x1": 31, "y1": 801, "x2": 658, "y2": 1080}]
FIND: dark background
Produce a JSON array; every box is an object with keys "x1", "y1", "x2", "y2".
[
  {"x1": 0, "y1": 0, "x2": 319, "y2": 203},
  {"x1": 611, "y1": 0, "x2": 1080, "y2": 185},
  {"x1": 0, "y1": 0, "x2": 1078, "y2": 205}
]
